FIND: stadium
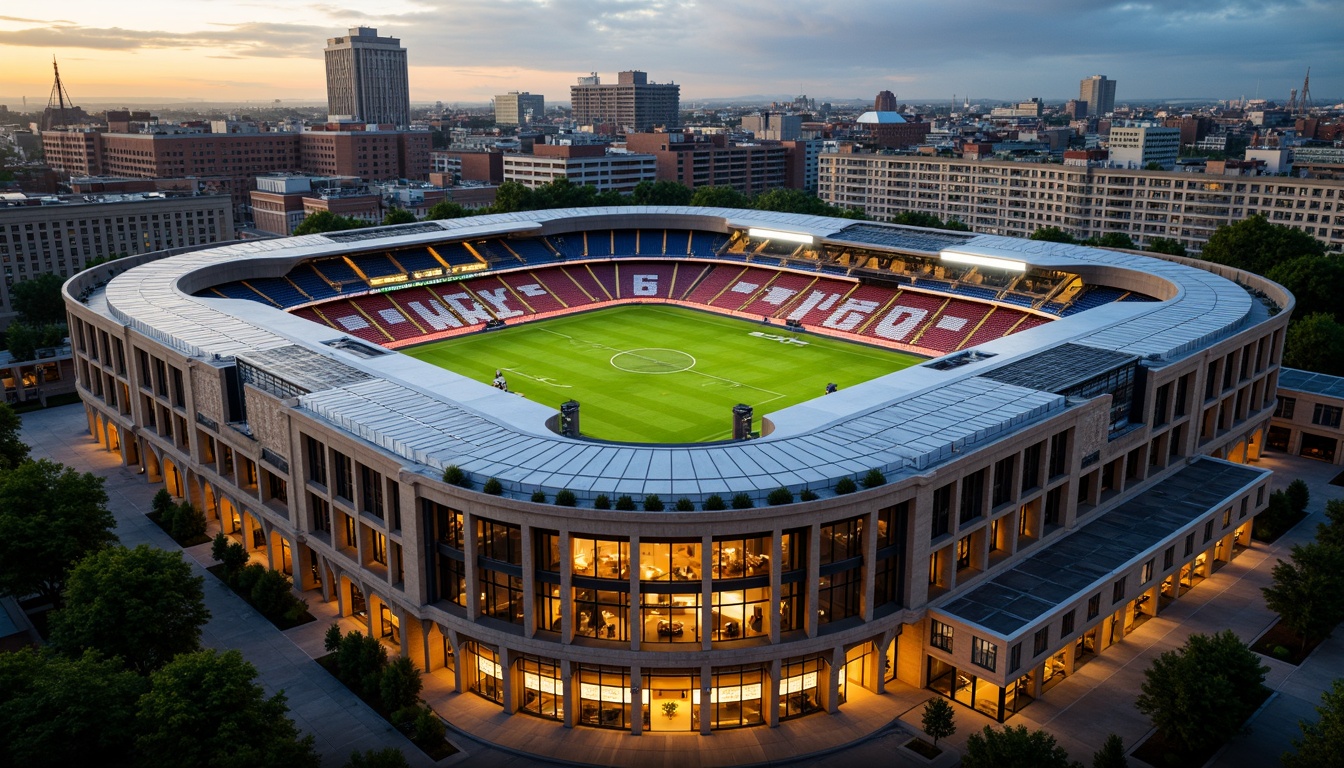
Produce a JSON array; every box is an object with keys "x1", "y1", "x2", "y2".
[{"x1": 65, "y1": 206, "x2": 1287, "y2": 744}]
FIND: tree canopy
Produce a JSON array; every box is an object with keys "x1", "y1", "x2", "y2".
[
  {"x1": 0, "y1": 459, "x2": 116, "y2": 605},
  {"x1": 291, "y1": 210, "x2": 368, "y2": 236},
  {"x1": 51, "y1": 544, "x2": 210, "y2": 674},
  {"x1": 0, "y1": 648, "x2": 147, "y2": 768},
  {"x1": 1135, "y1": 630, "x2": 1269, "y2": 759},
  {"x1": 0, "y1": 402, "x2": 28, "y2": 471},
  {"x1": 1266, "y1": 256, "x2": 1344, "y2": 323},
  {"x1": 962, "y1": 725, "x2": 1083, "y2": 768},
  {"x1": 1285, "y1": 679, "x2": 1344, "y2": 768},
  {"x1": 10, "y1": 272, "x2": 69, "y2": 327},
  {"x1": 689, "y1": 185, "x2": 751, "y2": 209},
  {"x1": 1283, "y1": 313, "x2": 1344, "y2": 377},
  {"x1": 1198, "y1": 214, "x2": 1325, "y2": 276},
  {"x1": 1030, "y1": 226, "x2": 1077, "y2": 243},
  {"x1": 381, "y1": 207, "x2": 416, "y2": 226},
  {"x1": 1262, "y1": 543, "x2": 1344, "y2": 653},
  {"x1": 135, "y1": 649, "x2": 320, "y2": 768},
  {"x1": 424, "y1": 200, "x2": 469, "y2": 220},
  {"x1": 1145, "y1": 237, "x2": 1187, "y2": 257},
  {"x1": 631, "y1": 179, "x2": 693, "y2": 206}
]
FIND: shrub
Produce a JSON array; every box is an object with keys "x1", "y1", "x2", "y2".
[
  {"x1": 731, "y1": 493, "x2": 754, "y2": 510},
  {"x1": 615, "y1": 495, "x2": 636, "y2": 511},
  {"x1": 482, "y1": 477, "x2": 503, "y2": 495},
  {"x1": 1255, "y1": 490, "x2": 1299, "y2": 540},
  {"x1": 152, "y1": 488, "x2": 174, "y2": 517},
  {"x1": 441, "y1": 465, "x2": 471, "y2": 489},
  {"x1": 380, "y1": 655, "x2": 423, "y2": 714},
  {"x1": 411, "y1": 705, "x2": 446, "y2": 748},
  {"x1": 171, "y1": 501, "x2": 207, "y2": 542},
  {"x1": 324, "y1": 623, "x2": 343, "y2": 654},
  {"x1": 530, "y1": 490, "x2": 547, "y2": 503},
  {"x1": 336, "y1": 630, "x2": 389, "y2": 702},
  {"x1": 232, "y1": 563, "x2": 266, "y2": 595},
  {"x1": 675, "y1": 497, "x2": 695, "y2": 511},
  {"x1": 863, "y1": 468, "x2": 887, "y2": 488},
  {"x1": 211, "y1": 532, "x2": 230, "y2": 563},
  {"x1": 643, "y1": 494, "x2": 664, "y2": 511},
  {"x1": 554, "y1": 489, "x2": 576, "y2": 507},
  {"x1": 249, "y1": 569, "x2": 293, "y2": 618},
  {"x1": 1286, "y1": 479, "x2": 1310, "y2": 515},
  {"x1": 800, "y1": 489, "x2": 818, "y2": 501},
  {"x1": 219, "y1": 541, "x2": 248, "y2": 576},
  {"x1": 767, "y1": 487, "x2": 794, "y2": 506},
  {"x1": 1273, "y1": 645, "x2": 1292, "y2": 660},
  {"x1": 835, "y1": 477, "x2": 857, "y2": 495},
  {"x1": 703, "y1": 494, "x2": 726, "y2": 511},
  {"x1": 594, "y1": 494, "x2": 611, "y2": 510}
]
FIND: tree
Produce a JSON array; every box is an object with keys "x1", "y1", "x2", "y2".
[
  {"x1": 0, "y1": 459, "x2": 116, "y2": 605},
  {"x1": 1286, "y1": 478, "x2": 1310, "y2": 516},
  {"x1": 1145, "y1": 237, "x2": 1187, "y2": 257},
  {"x1": 135, "y1": 649, "x2": 320, "y2": 768},
  {"x1": 335, "y1": 629, "x2": 390, "y2": 702},
  {"x1": 1135, "y1": 630, "x2": 1269, "y2": 759},
  {"x1": 211, "y1": 532, "x2": 248, "y2": 577},
  {"x1": 962, "y1": 725, "x2": 1083, "y2": 768},
  {"x1": 292, "y1": 210, "x2": 367, "y2": 236},
  {"x1": 382, "y1": 207, "x2": 416, "y2": 226},
  {"x1": 1284, "y1": 313, "x2": 1344, "y2": 376},
  {"x1": 891, "y1": 211, "x2": 948, "y2": 228},
  {"x1": 1285, "y1": 679, "x2": 1344, "y2": 768},
  {"x1": 10, "y1": 272, "x2": 68, "y2": 326},
  {"x1": 424, "y1": 200, "x2": 469, "y2": 220},
  {"x1": 489, "y1": 181, "x2": 535, "y2": 213},
  {"x1": 0, "y1": 648, "x2": 147, "y2": 768},
  {"x1": 379, "y1": 655, "x2": 423, "y2": 714},
  {"x1": 1261, "y1": 543, "x2": 1344, "y2": 653},
  {"x1": 0, "y1": 402, "x2": 28, "y2": 471},
  {"x1": 1030, "y1": 226, "x2": 1077, "y2": 243},
  {"x1": 631, "y1": 179, "x2": 693, "y2": 206},
  {"x1": 1089, "y1": 232, "x2": 1135, "y2": 250},
  {"x1": 1266, "y1": 256, "x2": 1344, "y2": 323},
  {"x1": 752, "y1": 188, "x2": 842, "y2": 216},
  {"x1": 689, "y1": 185, "x2": 750, "y2": 209},
  {"x1": 50, "y1": 544, "x2": 209, "y2": 674},
  {"x1": 1315, "y1": 499, "x2": 1344, "y2": 550},
  {"x1": 1199, "y1": 215, "x2": 1325, "y2": 276},
  {"x1": 1092, "y1": 733, "x2": 1128, "y2": 768},
  {"x1": 921, "y1": 697, "x2": 956, "y2": 746}
]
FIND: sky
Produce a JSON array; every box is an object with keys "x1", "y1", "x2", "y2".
[{"x1": 0, "y1": 0, "x2": 1339, "y2": 108}]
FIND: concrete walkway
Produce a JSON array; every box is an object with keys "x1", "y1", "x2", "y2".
[{"x1": 19, "y1": 402, "x2": 1343, "y2": 767}]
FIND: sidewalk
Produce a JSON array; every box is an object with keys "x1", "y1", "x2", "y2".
[{"x1": 19, "y1": 405, "x2": 440, "y2": 768}]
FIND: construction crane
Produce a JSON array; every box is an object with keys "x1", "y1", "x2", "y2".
[
  {"x1": 1298, "y1": 68, "x2": 1313, "y2": 116},
  {"x1": 45, "y1": 55, "x2": 75, "y2": 130}
]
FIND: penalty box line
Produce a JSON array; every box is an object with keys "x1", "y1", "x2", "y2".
[{"x1": 539, "y1": 327, "x2": 786, "y2": 404}]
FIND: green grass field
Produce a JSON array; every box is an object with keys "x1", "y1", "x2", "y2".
[{"x1": 404, "y1": 305, "x2": 923, "y2": 443}]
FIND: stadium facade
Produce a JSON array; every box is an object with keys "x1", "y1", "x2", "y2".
[{"x1": 64, "y1": 208, "x2": 1286, "y2": 737}]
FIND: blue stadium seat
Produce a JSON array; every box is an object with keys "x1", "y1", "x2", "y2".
[
  {"x1": 586, "y1": 231, "x2": 613, "y2": 257},
  {"x1": 545, "y1": 235, "x2": 585, "y2": 259},
  {"x1": 248, "y1": 277, "x2": 305, "y2": 307},
  {"x1": 433, "y1": 242, "x2": 481, "y2": 267},
  {"x1": 507, "y1": 239, "x2": 556, "y2": 264},
  {"x1": 391, "y1": 248, "x2": 441, "y2": 273},
  {"x1": 351, "y1": 253, "x2": 403, "y2": 279},
  {"x1": 312, "y1": 258, "x2": 361, "y2": 285},
  {"x1": 612, "y1": 229, "x2": 639, "y2": 255},
  {"x1": 288, "y1": 264, "x2": 339, "y2": 301},
  {"x1": 211, "y1": 282, "x2": 270, "y2": 304}
]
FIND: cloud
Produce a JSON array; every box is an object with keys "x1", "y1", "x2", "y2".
[{"x1": 0, "y1": 19, "x2": 329, "y2": 58}]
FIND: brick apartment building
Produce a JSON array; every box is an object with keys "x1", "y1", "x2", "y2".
[
  {"x1": 818, "y1": 150, "x2": 1344, "y2": 253},
  {"x1": 624, "y1": 132, "x2": 789, "y2": 195},
  {"x1": 42, "y1": 127, "x2": 430, "y2": 214}
]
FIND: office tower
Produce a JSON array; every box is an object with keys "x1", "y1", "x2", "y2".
[
  {"x1": 325, "y1": 27, "x2": 410, "y2": 128},
  {"x1": 874, "y1": 90, "x2": 898, "y2": 112},
  {"x1": 494, "y1": 92, "x2": 546, "y2": 126},
  {"x1": 1079, "y1": 75, "x2": 1116, "y2": 118},
  {"x1": 570, "y1": 71, "x2": 680, "y2": 133}
]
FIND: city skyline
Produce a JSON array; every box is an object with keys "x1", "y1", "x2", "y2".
[{"x1": 0, "y1": 0, "x2": 1339, "y2": 107}]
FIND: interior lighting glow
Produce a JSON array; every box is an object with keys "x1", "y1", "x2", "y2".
[
  {"x1": 941, "y1": 251, "x2": 1028, "y2": 272},
  {"x1": 747, "y1": 228, "x2": 814, "y2": 244}
]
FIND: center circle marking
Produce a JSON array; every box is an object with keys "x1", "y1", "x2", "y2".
[{"x1": 610, "y1": 348, "x2": 696, "y2": 375}]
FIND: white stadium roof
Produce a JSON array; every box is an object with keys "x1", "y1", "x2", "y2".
[{"x1": 89, "y1": 207, "x2": 1270, "y2": 502}]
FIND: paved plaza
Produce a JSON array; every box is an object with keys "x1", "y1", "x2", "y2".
[{"x1": 18, "y1": 403, "x2": 1343, "y2": 767}]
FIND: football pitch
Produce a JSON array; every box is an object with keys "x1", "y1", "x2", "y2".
[{"x1": 404, "y1": 305, "x2": 923, "y2": 443}]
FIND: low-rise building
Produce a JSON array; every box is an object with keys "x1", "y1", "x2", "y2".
[
  {"x1": 503, "y1": 145, "x2": 657, "y2": 193},
  {"x1": 1107, "y1": 126, "x2": 1180, "y2": 170},
  {"x1": 625, "y1": 131, "x2": 789, "y2": 195},
  {"x1": 1268, "y1": 369, "x2": 1344, "y2": 464},
  {"x1": 0, "y1": 191, "x2": 234, "y2": 326}
]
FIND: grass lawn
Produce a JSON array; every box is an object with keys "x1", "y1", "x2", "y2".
[{"x1": 404, "y1": 305, "x2": 922, "y2": 443}]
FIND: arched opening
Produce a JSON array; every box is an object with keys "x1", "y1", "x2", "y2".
[
  {"x1": 143, "y1": 445, "x2": 163, "y2": 483},
  {"x1": 162, "y1": 457, "x2": 184, "y2": 498},
  {"x1": 268, "y1": 529, "x2": 293, "y2": 576}
]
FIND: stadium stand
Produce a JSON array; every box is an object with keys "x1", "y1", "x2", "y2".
[
  {"x1": 311, "y1": 258, "x2": 363, "y2": 287},
  {"x1": 433, "y1": 242, "x2": 483, "y2": 268},
  {"x1": 562, "y1": 264, "x2": 612, "y2": 302},
  {"x1": 586, "y1": 262, "x2": 619, "y2": 299},
  {"x1": 350, "y1": 253, "x2": 404, "y2": 280},
  {"x1": 506, "y1": 239, "x2": 559, "y2": 265},
  {"x1": 612, "y1": 229, "x2": 639, "y2": 256},
  {"x1": 585, "y1": 231, "x2": 614, "y2": 258},
  {"x1": 390, "y1": 248, "x2": 442, "y2": 274},
  {"x1": 545, "y1": 234, "x2": 586, "y2": 260},
  {"x1": 496, "y1": 271, "x2": 570, "y2": 313},
  {"x1": 246, "y1": 277, "x2": 306, "y2": 307},
  {"x1": 288, "y1": 264, "x2": 342, "y2": 301}
]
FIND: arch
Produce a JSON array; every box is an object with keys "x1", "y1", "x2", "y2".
[
  {"x1": 268, "y1": 529, "x2": 293, "y2": 576},
  {"x1": 105, "y1": 421, "x2": 122, "y2": 453},
  {"x1": 143, "y1": 443, "x2": 163, "y2": 483},
  {"x1": 162, "y1": 456, "x2": 185, "y2": 498}
]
